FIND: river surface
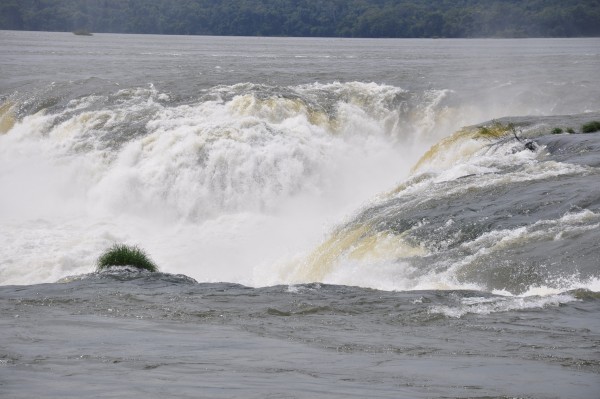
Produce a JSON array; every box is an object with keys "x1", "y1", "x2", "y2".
[{"x1": 0, "y1": 31, "x2": 599, "y2": 398}]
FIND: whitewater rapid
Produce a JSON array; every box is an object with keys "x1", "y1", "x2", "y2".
[
  {"x1": 2, "y1": 78, "x2": 599, "y2": 296},
  {"x1": 0, "y1": 82, "x2": 445, "y2": 285}
]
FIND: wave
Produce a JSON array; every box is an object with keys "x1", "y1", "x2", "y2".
[{"x1": 428, "y1": 292, "x2": 579, "y2": 318}]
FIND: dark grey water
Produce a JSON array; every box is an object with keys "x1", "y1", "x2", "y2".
[
  {"x1": 1, "y1": 273, "x2": 599, "y2": 398},
  {"x1": 1, "y1": 31, "x2": 600, "y2": 397}
]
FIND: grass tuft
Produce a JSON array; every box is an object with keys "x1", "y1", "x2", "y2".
[
  {"x1": 97, "y1": 244, "x2": 158, "y2": 272},
  {"x1": 551, "y1": 127, "x2": 563, "y2": 134},
  {"x1": 581, "y1": 121, "x2": 600, "y2": 133}
]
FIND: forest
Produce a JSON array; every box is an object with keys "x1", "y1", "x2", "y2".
[{"x1": 1, "y1": 0, "x2": 599, "y2": 38}]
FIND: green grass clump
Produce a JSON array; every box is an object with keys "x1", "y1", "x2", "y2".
[
  {"x1": 566, "y1": 127, "x2": 575, "y2": 134},
  {"x1": 97, "y1": 244, "x2": 158, "y2": 272},
  {"x1": 581, "y1": 121, "x2": 600, "y2": 133},
  {"x1": 551, "y1": 127, "x2": 563, "y2": 134}
]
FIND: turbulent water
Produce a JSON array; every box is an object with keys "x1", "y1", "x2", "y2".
[{"x1": 1, "y1": 31, "x2": 599, "y2": 398}]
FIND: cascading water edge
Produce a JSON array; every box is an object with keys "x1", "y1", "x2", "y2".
[
  {"x1": 288, "y1": 114, "x2": 600, "y2": 296},
  {"x1": 0, "y1": 81, "x2": 449, "y2": 286}
]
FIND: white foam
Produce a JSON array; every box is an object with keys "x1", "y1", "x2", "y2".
[
  {"x1": 1, "y1": 82, "x2": 439, "y2": 286},
  {"x1": 2, "y1": 81, "x2": 597, "y2": 292},
  {"x1": 519, "y1": 276, "x2": 600, "y2": 297},
  {"x1": 429, "y1": 293, "x2": 578, "y2": 318}
]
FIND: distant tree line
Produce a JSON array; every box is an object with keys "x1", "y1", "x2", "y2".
[{"x1": 1, "y1": 0, "x2": 599, "y2": 38}]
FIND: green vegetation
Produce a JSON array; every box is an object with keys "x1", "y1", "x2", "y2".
[
  {"x1": 581, "y1": 121, "x2": 600, "y2": 133},
  {"x1": 1, "y1": 0, "x2": 599, "y2": 38},
  {"x1": 97, "y1": 244, "x2": 158, "y2": 272},
  {"x1": 551, "y1": 127, "x2": 563, "y2": 134},
  {"x1": 566, "y1": 128, "x2": 575, "y2": 134}
]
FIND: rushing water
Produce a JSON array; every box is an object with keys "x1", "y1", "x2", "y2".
[{"x1": 1, "y1": 31, "x2": 599, "y2": 398}]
